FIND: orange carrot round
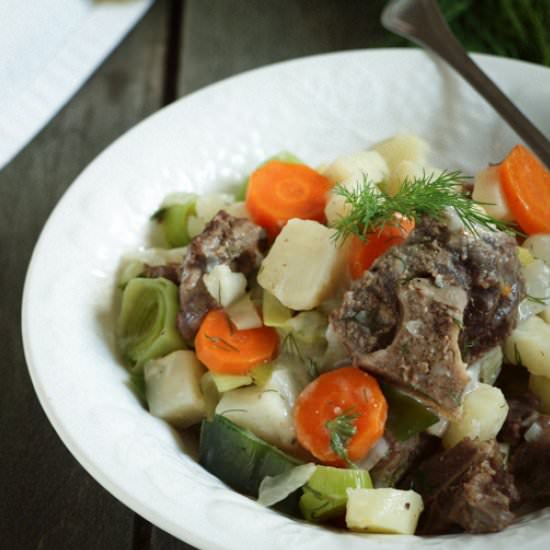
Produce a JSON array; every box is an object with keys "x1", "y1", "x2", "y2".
[
  {"x1": 499, "y1": 144, "x2": 550, "y2": 235},
  {"x1": 195, "y1": 309, "x2": 278, "y2": 375},
  {"x1": 246, "y1": 160, "x2": 331, "y2": 239},
  {"x1": 294, "y1": 367, "x2": 387, "y2": 466},
  {"x1": 348, "y1": 218, "x2": 415, "y2": 279}
]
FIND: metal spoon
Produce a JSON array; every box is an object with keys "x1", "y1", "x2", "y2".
[{"x1": 381, "y1": 0, "x2": 550, "y2": 167}]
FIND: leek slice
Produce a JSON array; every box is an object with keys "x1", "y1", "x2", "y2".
[
  {"x1": 300, "y1": 466, "x2": 372, "y2": 522},
  {"x1": 211, "y1": 372, "x2": 253, "y2": 393},
  {"x1": 262, "y1": 290, "x2": 292, "y2": 327},
  {"x1": 118, "y1": 277, "x2": 185, "y2": 370},
  {"x1": 153, "y1": 194, "x2": 196, "y2": 248}
]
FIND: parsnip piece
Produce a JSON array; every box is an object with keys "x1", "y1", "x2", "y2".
[
  {"x1": 529, "y1": 374, "x2": 550, "y2": 415},
  {"x1": 442, "y1": 384, "x2": 508, "y2": 448},
  {"x1": 472, "y1": 165, "x2": 514, "y2": 221},
  {"x1": 540, "y1": 305, "x2": 550, "y2": 324},
  {"x1": 385, "y1": 160, "x2": 425, "y2": 196},
  {"x1": 517, "y1": 246, "x2": 535, "y2": 267},
  {"x1": 345, "y1": 488, "x2": 423, "y2": 535},
  {"x1": 224, "y1": 201, "x2": 251, "y2": 219},
  {"x1": 325, "y1": 173, "x2": 380, "y2": 227},
  {"x1": 504, "y1": 316, "x2": 550, "y2": 377},
  {"x1": 518, "y1": 259, "x2": 550, "y2": 320},
  {"x1": 187, "y1": 193, "x2": 236, "y2": 237},
  {"x1": 144, "y1": 350, "x2": 206, "y2": 428},
  {"x1": 524, "y1": 234, "x2": 550, "y2": 265},
  {"x1": 215, "y1": 367, "x2": 305, "y2": 452},
  {"x1": 372, "y1": 134, "x2": 429, "y2": 173},
  {"x1": 322, "y1": 150, "x2": 388, "y2": 185},
  {"x1": 257, "y1": 219, "x2": 348, "y2": 310},
  {"x1": 203, "y1": 264, "x2": 247, "y2": 307}
]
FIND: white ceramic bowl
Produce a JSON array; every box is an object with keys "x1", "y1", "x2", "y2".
[{"x1": 22, "y1": 49, "x2": 550, "y2": 549}]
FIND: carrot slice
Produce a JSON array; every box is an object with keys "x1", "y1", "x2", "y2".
[
  {"x1": 195, "y1": 309, "x2": 278, "y2": 375},
  {"x1": 294, "y1": 367, "x2": 387, "y2": 466},
  {"x1": 499, "y1": 144, "x2": 550, "y2": 235},
  {"x1": 246, "y1": 160, "x2": 331, "y2": 239},
  {"x1": 348, "y1": 218, "x2": 415, "y2": 279}
]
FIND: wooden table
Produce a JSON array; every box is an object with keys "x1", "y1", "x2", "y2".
[{"x1": 0, "y1": 1, "x2": 387, "y2": 548}]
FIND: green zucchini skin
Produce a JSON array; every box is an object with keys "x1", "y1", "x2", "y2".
[{"x1": 199, "y1": 415, "x2": 303, "y2": 515}]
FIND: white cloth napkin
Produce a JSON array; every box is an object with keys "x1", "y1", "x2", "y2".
[{"x1": 0, "y1": 0, "x2": 154, "y2": 170}]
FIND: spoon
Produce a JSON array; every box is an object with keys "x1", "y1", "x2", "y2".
[{"x1": 381, "y1": 0, "x2": 550, "y2": 168}]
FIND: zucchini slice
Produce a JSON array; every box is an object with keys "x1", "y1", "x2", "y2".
[{"x1": 199, "y1": 415, "x2": 303, "y2": 514}]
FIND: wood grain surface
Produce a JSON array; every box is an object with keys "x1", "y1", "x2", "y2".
[{"x1": 0, "y1": 1, "x2": 388, "y2": 548}]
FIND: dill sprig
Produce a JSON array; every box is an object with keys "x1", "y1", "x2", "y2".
[
  {"x1": 325, "y1": 408, "x2": 361, "y2": 467},
  {"x1": 526, "y1": 294, "x2": 550, "y2": 306},
  {"x1": 333, "y1": 171, "x2": 514, "y2": 243}
]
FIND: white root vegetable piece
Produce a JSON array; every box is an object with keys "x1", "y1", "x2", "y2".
[
  {"x1": 539, "y1": 305, "x2": 550, "y2": 324},
  {"x1": 345, "y1": 488, "x2": 424, "y2": 535},
  {"x1": 118, "y1": 246, "x2": 188, "y2": 286},
  {"x1": 215, "y1": 367, "x2": 305, "y2": 453},
  {"x1": 505, "y1": 315, "x2": 550, "y2": 377},
  {"x1": 225, "y1": 293, "x2": 263, "y2": 330},
  {"x1": 372, "y1": 134, "x2": 429, "y2": 173},
  {"x1": 442, "y1": 383, "x2": 509, "y2": 448},
  {"x1": 385, "y1": 160, "x2": 438, "y2": 196},
  {"x1": 322, "y1": 150, "x2": 388, "y2": 185},
  {"x1": 144, "y1": 350, "x2": 206, "y2": 428},
  {"x1": 524, "y1": 234, "x2": 550, "y2": 265},
  {"x1": 258, "y1": 219, "x2": 348, "y2": 310},
  {"x1": 325, "y1": 173, "x2": 380, "y2": 227},
  {"x1": 518, "y1": 259, "x2": 550, "y2": 320},
  {"x1": 187, "y1": 192, "x2": 236, "y2": 237},
  {"x1": 472, "y1": 165, "x2": 514, "y2": 222},
  {"x1": 528, "y1": 374, "x2": 550, "y2": 415},
  {"x1": 224, "y1": 201, "x2": 251, "y2": 219},
  {"x1": 203, "y1": 264, "x2": 247, "y2": 307}
]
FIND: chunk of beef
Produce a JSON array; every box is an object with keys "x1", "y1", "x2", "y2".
[
  {"x1": 498, "y1": 393, "x2": 541, "y2": 448},
  {"x1": 359, "y1": 279, "x2": 468, "y2": 418},
  {"x1": 413, "y1": 438, "x2": 518, "y2": 534},
  {"x1": 142, "y1": 263, "x2": 181, "y2": 285},
  {"x1": 370, "y1": 431, "x2": 439, "y2": 488},
  {"x1": 331, "y1": 216, "x2": 524, "y2": 418},
  {"x1": 460, "y1": 228, "x2": 524, "y2": 357},
  {"x1": 509, "y1": 415, "x2": 550, "y2": 504},
  {"x1": 177, "y1": 210, "x2": 267, "y2": 341}
]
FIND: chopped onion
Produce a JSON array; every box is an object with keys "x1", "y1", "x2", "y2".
[
  {"x1": 258, "y1": 463, "x2": 316, "y2": 507},
  {"x1": 525, "y1": 422, "x2": 543, "y2": 443},
  {"x1": 358, "y1": 437, "x2": 390, "y2": 471},
  {"x1": 426, "y1": 419, "x2": 449, "y2": 438},
  {"x1": 225, "y1": 294, "x2": 263, "y2": 330}
]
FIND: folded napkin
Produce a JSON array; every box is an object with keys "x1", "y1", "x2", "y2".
[{"x1": 0, "y1": 0, "x2": 154, "y2": 170}]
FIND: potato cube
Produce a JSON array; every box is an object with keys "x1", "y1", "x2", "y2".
[
  {"x1": 346, "y1": 488, "x2": 423, "y2": 535},
  {"x1": 257, "y1": 219, "x2": 348, "y2": 310},
  {"x1": 144, "y1": 350, "x2": 206, "y2": 428},
  {"x1": 529, "y1": 374, "x2": 550, "y2": 415},
  {"x1": 504, "y1": 316, "x2": 550, "y2": 377},
  {"x1": 372, "y1": 134, "x2": 429, "y2": 173},
  {"x1": 472, "y1": 166, "x2": 514, "y2": 221},
  {"x1": 443, "y1": 384, "x2": 508, "y2": 448},
  {"x1": 322, "y1": 150, "x2": 388, "y2": 185}
]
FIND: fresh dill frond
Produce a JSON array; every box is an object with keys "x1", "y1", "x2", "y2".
[
  {"x1": 333, "y1": 171, "x2": 514, "y2": 243},
  {"x1": 526, "y1": 294, "x2": 550, "y2": 306},
  {"x1": 325, "y1": 408, "x2": 361, "y2": 467},
  {"x1": 204, "y1": 334, "x2": 239, "y2": 352}
]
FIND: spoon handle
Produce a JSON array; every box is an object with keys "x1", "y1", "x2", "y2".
[{"x1": 382, "y1": 0, "x2": 550, "y2": 167}]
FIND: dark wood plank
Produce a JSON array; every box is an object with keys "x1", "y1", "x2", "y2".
[
  {"x1": 0, "y1": 3, "x2": 169, "y2": 549},
  {"x1": 178, "y1": 0, "x2": 388, "y2": 95},
  {"x1": 149, "y1": 1, "x2": 388, "y2": 548}
]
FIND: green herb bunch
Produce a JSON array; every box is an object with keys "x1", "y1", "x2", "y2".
[{"x1": 381, "y1": 0, "x2": 550, "y2": 66}]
